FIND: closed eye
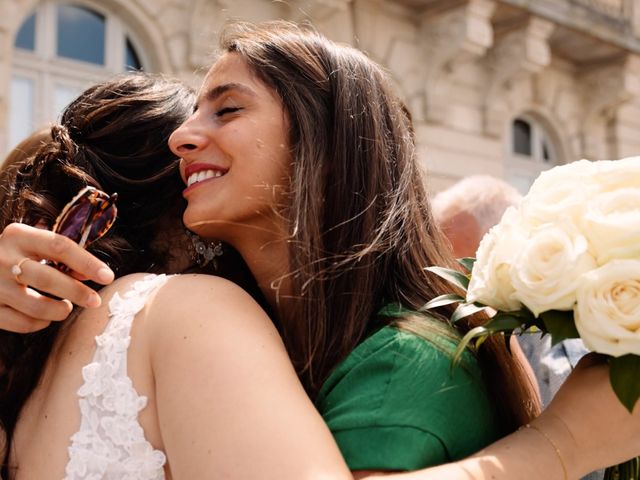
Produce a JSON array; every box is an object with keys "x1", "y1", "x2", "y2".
[{"x1": 216, "y1": 107, "x2": 242, "y2": 117}]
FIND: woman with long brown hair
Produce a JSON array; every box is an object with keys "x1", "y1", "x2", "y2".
[
  {"x1": 169, "y1": 20, "x2": 537, "y2": 456},
  {"x1": 0, "y1": 21, "x2": 638, "y2": 480}
]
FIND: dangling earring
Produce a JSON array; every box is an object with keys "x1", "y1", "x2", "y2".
[{"x1": 186, "y1": 230, "x2": 223, "y2": 268}]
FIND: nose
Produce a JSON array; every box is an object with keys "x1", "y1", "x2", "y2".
[{"x1": 169, "y1": 114, "x2": 208, "y2": 158}]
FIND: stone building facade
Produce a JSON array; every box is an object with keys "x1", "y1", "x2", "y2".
[{"x1": 1, "y1": 0, "x2": 639, "y2": 193}]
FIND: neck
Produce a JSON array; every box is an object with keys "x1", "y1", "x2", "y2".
[{"x1": 228, "y1": 226, "x2": 293, "y2": 318}]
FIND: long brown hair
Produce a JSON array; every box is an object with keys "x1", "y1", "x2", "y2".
[
  {"x1": 0, "y1": 73, "x2": 195, "y2": 478},
  {"x1": 223, "y1": 22, "x2": 539, "y2": 433}
]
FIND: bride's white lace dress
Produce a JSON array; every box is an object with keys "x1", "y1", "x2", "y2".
[{"x1": 63, "y1": 274, "x2": 168, "y2": 479}]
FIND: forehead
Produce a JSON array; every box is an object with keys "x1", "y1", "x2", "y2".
[
  {"x1": 198, "y1": 52, "x2": 285, "y2": 112},
  {"x1": 201, "y1": 53, "x2": 261, "y2": 95}
]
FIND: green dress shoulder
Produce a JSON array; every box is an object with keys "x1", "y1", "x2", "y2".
[{"x1": 315, "y1": 325, "x2": 500, "y2": 471}]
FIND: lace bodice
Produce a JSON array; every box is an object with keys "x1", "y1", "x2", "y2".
[{"x1": 64, "y1": 274, "x2": 168, "y2": 480}]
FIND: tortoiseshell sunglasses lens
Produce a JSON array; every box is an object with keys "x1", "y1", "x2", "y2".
[{"x1": 52, "y1": 186, "x2": 117, "y2": 249}]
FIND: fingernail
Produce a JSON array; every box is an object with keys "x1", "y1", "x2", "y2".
[
  {"x1": 86, "y1": 292, "x2": 101, "y2": 308},
  {"x1": 97, "y1": 266, "x2": 114, "y2": 284}
]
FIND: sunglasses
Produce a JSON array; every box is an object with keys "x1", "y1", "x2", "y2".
[{"x1": 52, "y1": 186, "x2": 118, "y2": 257}]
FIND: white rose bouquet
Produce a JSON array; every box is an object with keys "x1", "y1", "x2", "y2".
[{"x1": 424, "y1": 157, "x2": 640, "y2": 480}]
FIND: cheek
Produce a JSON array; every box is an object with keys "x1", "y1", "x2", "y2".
[{"x1": 253, "y1": 130, "x2": 291, "y2": 182}]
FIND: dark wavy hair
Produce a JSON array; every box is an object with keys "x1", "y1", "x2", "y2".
[
  {"x1": 0, "y1": 73, "x2": 195, "y2": 477},
  {"x1": 222, "y1": 22, "x2": 540, "y2": 433}
]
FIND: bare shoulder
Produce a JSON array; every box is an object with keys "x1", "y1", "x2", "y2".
[
  {"x1": 97, "y1": 273, "x2": 258, "y2": 317},
  {"x1": 150, "y1": 273, "x2": 260, "y2": 309},
  {"x1": 142, "y1": 273, "x2": 281, "y2": 366},
  {"x1": 95, "y1": 272, "x2": 158, "y2": 302},
  {"x1": 146, "y1": 273, "x2": 270, "y2": 329}
]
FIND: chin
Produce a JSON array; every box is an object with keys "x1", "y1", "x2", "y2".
[{"x1": 183, "y1": 214, "x2": 229, "y2": 243}]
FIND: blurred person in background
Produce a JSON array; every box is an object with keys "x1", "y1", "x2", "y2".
[{"x1": 432, "y1": 175, "x2": 522, "y2": 259}]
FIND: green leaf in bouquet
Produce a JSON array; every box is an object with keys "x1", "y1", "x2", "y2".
[
  {"x1": 539, "y1": 310, "x2": 579, "y2": 346},
  {"x1": 610, "y1": 355, "x2": 640, "y2": 414},
  {"x1": 518, "y1": 315, "x2": 545, "y2": 336},
  {"x1": 474, "y1": 335, "x2": 489, "y2": 350},
  {"x1": 424, "y1": 266, "x2": 469, "y2": 290},
  {"x1": 456, "y1": 257, "x2": 476, "y2": 273},
  {"x1": 452, "y1": 325, "x2": 488, "y2": 370},
  {"x1": 485, "y1": 313, "x2": 523, "y2": 333},
  {"x1": 451, "y1": 315, "x2": 521, "y2": 371},
  {"x1": 420, "y1": 293, "x2": 466, "y2": 311},
  {"x1": 510, "y1": 306, "x2": 536, "y2": 322},
  {"x1": 451, "y1": 302, "x2": 487, "y2": 323}
]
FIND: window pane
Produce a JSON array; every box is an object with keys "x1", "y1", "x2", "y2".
[
  {"x1": 512, "y1": 119, "x2": 532, "y2": 156},
  {"x1": 57, "y1": 5, "x2": 105, "y2": 65},
  {"x1": 15, "y1": 13, "x2": 36, "y2": 51},
  {"x1": 125, "y1": 37, "x2": 143, "y2": 71},
  {"x1": 54, "y1": 84, "x2": 83, "y2": 121},
  {"x1": 8, "y1": 76, "x2": 35, "y2": 151}
]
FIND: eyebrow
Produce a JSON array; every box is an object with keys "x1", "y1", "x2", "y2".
[{"x1": 199, "y1": 82, "x2": 256, "y2": 103}]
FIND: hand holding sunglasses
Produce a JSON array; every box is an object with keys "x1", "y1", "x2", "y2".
[
  {"x1": 4, "y1": 187, "x2": 117, "y2": 325},
  {"x1": 49, "y1": 186, "x2": 118, "y2": 271}
]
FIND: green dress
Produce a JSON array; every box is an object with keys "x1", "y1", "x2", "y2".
[{"x1": 316, "y1": 325, "x2": 500, "y2": 471}]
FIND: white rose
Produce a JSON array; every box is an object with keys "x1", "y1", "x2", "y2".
[
  {"x1": 509, "y1": 222, "x2": 597, "y2": 317},
  {"x1": 592, "y1": 156, "x2": 640, "y2": 193},
  {"x1": 467, "y1": 207, "x2": 525, "y2": 312},
  {"x1": 575, "y1": 260, "x2": 640, "y2": 356},
  {"x1": 519, "y1": 159, "x2": 599, "y2": 229},
  {"x1": 583, "y1": 188, "x2": 640, "y2": 265}
]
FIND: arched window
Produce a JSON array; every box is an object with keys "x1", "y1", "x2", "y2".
[
  {"x1": 506, "y1": 115, "x2": 559, "y2": 194},
  {"x1": 8, "y1": 2, "x2": 146, "y2": 151}
]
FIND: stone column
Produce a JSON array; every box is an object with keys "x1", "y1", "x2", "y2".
[
  {"x1": 419, "y1": 0, "x2": 497, "y2": 123},
  {"x1": 483, "y1": 16, "x2": 555, "y2": 137},
  {"x1": 580, "y1": 53, "x2": 640, "y2": 159}
]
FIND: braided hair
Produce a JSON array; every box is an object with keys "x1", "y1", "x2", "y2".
[{"x1": 0, "y1": 73, "x2": 195, "y2": 478}]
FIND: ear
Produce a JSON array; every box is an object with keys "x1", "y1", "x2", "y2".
[{"x1": 438, "y1": 210, "x2": 482, "y2": 259}]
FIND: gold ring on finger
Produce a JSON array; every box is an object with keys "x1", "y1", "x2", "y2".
[{"x1": 11, "y1": 257, "x2": 31, "y2": 284}]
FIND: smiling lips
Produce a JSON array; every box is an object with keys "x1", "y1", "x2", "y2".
[
  {"x1": 186, "y1": 169, "x2": 225, "y2": 187},
  {"x1": 183, "y1": 164, "x2": 228, "y2": 192}
]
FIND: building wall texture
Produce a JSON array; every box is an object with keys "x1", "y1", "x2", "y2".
[{"x1": 1, "y1": 0, "x2": 640, "y2": 193}]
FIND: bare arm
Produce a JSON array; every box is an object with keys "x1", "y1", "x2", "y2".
[
  {"x1": 357, "y1": 355, "x2": 640, "y2": 480},
  {"x1": 0, "y1": 223, "x2": 114, "y2": 332},
  {"x1": 147, "y1": 275, "x2": 640, "y2": 479}
]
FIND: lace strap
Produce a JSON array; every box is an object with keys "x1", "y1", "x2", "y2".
[
  {"x1": 65, "y1": 274, "x2": 169, "y2": 479},
  {"x1": 90, "y1": 274, "x2": 168, "y2": 378}
]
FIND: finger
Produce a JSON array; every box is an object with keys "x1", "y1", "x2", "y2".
[
  {"x1": 0, "y1": 306, "x2": 53, "y2": 333},
  {"x1": 69, "y1": 270, "x2": 90, "y2": 282},
  {"x1": 0, "y1": 284, "x2": 75, "y2": 321},
  {"x1": 1, "y1": 224, "x2": 114, "y2": 285},
  {"x1": 41, "y1": 231, "x2": 114, "y2": 285},
  {"x1": 12, "y1": 260, "x2": 102, "y2": 309}
]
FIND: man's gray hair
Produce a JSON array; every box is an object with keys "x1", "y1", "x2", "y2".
[{"x1": 432, "y1": 175, "x2": 522, "y2": 234}]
